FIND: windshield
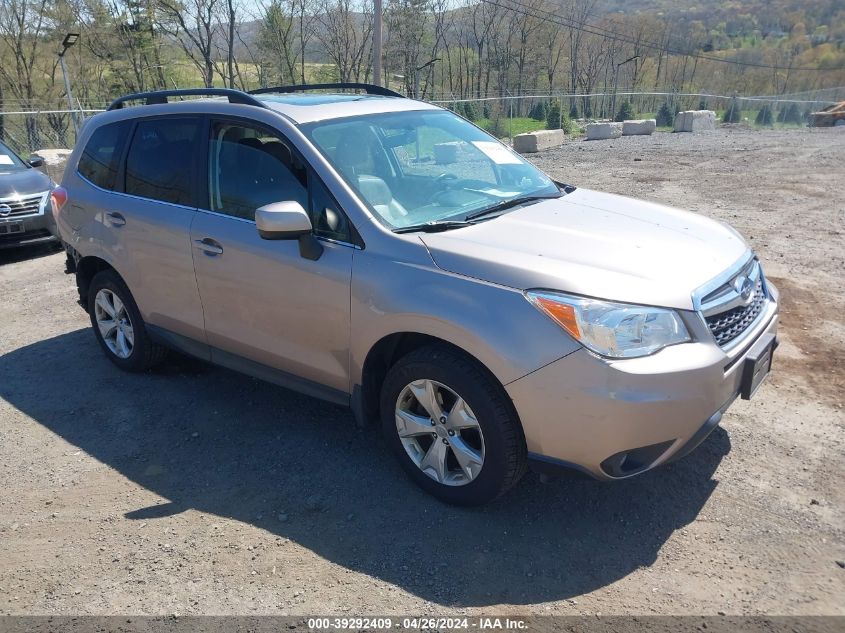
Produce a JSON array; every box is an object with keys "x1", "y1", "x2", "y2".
[
  {"x1": 0, "y1": 140, "x2": 28, "y2": 173},
  {"x1": 301, "y1": 110, "x2": 560, "y2": 229}
]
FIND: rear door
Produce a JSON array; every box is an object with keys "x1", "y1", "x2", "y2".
[
  {"x1": 190, "y1": 118, "x2": 355, "y2": 396},
  {"x1": 99, "y1": 116, "x2": 208, "y2": 350}
]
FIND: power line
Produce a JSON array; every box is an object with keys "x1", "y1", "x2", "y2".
[{"x1": 480, "y1": 0, "x2": 845, "y2": 72}]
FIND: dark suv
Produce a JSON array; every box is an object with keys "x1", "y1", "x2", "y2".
[{"x1": 0, "y1": 140, "x2": 57, "y2": 250}]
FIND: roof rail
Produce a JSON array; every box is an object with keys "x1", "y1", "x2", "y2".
[
  {"x1": 107, "y1": 88, "x2": 267, "y2": 111},
  {"x1": 249, "y1": 83, "x2": 404, "y2": 98}
]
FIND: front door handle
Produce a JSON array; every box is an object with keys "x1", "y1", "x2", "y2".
[
  {"x1": 193, "y1": 238, "x2": 223, "y2": 255},
  {"x1": 105, "y1": 211, "x2": 126, "y2": 227}
]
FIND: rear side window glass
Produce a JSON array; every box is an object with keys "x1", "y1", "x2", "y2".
[
  {"x1": 77, "y1": 121, "x2": 131, "y2": 190},
  {"x1": 125, "y1": 118, "x2": 201, "y2": 206}
]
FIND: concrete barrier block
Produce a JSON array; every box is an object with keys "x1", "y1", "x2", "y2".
[
  {"x1": 512, "y1": 129, "x2": 565, "y2": 153},
  {"x1": 31, "y1": 148, "x2": 72, "y2": 183},
  {"x1": 586, "y1": 122, "x2": 623, "y2": 140},
  {"x1": 622, "y1": 119, "x2": 656, "y2": 136},
  {"x1": 674, "y1": 110, "x2": 716, "y2": 132}
]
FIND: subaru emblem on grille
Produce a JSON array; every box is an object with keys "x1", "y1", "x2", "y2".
[
  {"x1": 737, "y1": 276, "x2": 754, "y2": 302},
  {"x1": 0, "y1": 204, "x2": 11, "y2": 217}
]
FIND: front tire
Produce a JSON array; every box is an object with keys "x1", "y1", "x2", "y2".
[
  {"x1": 380, "y1": 345, "x2": 527, "y2": 505},
  {"x1": 87, "y1": 269, "x2": 168, "y2": 371}
]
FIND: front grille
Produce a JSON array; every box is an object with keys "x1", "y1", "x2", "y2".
[
  {"x1": 0, "y1": 193, "x2": 44, "y2": 217},
  {"x1": 705, "y1": 277, "x2": 766, "y2": 346}
]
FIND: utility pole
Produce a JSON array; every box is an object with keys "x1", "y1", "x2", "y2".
[
  {"x1": 58, "y1": 33, "x2": 81, "y2": 135},
  {"x1": 373, "y1": 0, "x2": 383, "y2": 86},
  {"x1": 612, "y1": 55, "x2": 639, "y2": 120},
  {"x1": 413, "y1": 58, "x2": 440, "y2": 99}
]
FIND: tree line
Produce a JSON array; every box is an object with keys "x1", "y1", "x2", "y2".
[{"x1": 1, "y1": 0, "x2": 844, "y2": 116}]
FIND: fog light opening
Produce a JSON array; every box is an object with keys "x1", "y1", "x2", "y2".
[{"x1": 600, "y1": 440, "x2": 675, "y2": 478}]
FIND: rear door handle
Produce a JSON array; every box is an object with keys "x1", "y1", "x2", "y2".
[
  {"x1": 193, "y1": 238, "x2": 223, "y2": 255},
  {"x1": 105, "y1": 211, "x2": 126, "y2": 227}
]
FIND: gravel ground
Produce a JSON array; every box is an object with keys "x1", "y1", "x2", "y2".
[{"x1": 0, "y1": 126, "x2": 843, "y2": 616}]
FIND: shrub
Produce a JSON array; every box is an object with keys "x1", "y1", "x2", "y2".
[
  {"x1": 614, "y1": 99, "x2": 635, "y2": 122},
  {"x1": 462, "y1": 100, "x2": 478, "y2": 121},
  {"x1": 723, "y1": 99, "x2": 742, "y2": 123},
  {"x1": 755, "y1": 105, "x2": 774, "y2": 126},
  {"x1": 485, "y1": 104, "x2": 508, "y2": 138},
  {"x1": 546, "y1": 100, "x2": 562, "y2": 129},
  {"x1": 777, "y1": 102, "x2": 803, "y2": 125},
  {"x1": 698, "y1": 99, "x2": 709, "y2": 110},
  {"x1": 528, "y1": 101, "x2": 547, "y2": 121},
  {"x1": 656, "y1": 101, "x2": 677, "y2": 127},
  {"x1": 569, "y1": 102, "x2": 579, "y2": 120}
]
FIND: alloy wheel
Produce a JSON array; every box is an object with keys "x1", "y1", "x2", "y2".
[
  {"x1": 93, "y1": 288, "x2": 135, "y2": 359},
  {"x1": 395, "y1": 379, "x2": 485, "y2": 486}
]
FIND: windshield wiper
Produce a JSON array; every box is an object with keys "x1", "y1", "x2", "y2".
[
  {"x1": 393, "y1": 220, "x2": 477, "y2": 234},
  {"x1": 464, "y1": 194, "x2": 560, "y2": 221}
]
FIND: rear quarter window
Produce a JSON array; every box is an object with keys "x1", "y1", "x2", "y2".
[{"x1": 77, "y1": 120, "x2": 132, "y2": 190}]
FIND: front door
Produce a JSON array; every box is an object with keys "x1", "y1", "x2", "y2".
[{"x1": 190, "y1": 118, "x2": 355, "y2": 397}]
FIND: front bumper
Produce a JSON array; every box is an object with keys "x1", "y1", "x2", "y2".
[
  {"x1": 0, "y1": 206, "x2": 58, "y2": 250},
  {"x1": 507, "y1": 284, "x2": 779, "y2": 480}
]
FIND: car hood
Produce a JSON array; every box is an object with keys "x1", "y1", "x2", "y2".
[
  {"x1": 0, "y1": 168, "x2": 53, "y2": 199},
  {"x1": 419, "y1": 188, "x2": 750, "y2": 310}
]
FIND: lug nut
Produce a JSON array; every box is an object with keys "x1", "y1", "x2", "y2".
[
  {"x1": 447, "y1": 429, "x2": 455, "y2": 436},
  {"x1": 439, "y1": 416, "x2": 447, "y2": 424},
  {"x1": 430, "y1": 419, "x2": 436, "y2": 426},
  {"x1": 442, "y1": 438, "x2": 449, "y2": 445}
]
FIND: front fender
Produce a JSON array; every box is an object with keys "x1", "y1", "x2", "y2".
[{"x1": 350, "y1": 247, "x2": 580, "y2": 389}]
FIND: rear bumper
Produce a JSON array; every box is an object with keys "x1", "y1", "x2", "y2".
[{"x1": 509, "y1": 293, "x2": 779, "y2": 480}]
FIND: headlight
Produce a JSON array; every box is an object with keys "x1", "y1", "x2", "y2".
[{"x1": 526, "y1": 290, "x2": 691, "y2": 358}]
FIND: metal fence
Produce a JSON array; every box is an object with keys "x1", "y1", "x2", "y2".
[
  {"x1": 1, "y1": 88, "x2": 842, "y2": 156},
  {"x1": 0, "y1": 109, "x2": 103, "y2": 157},
  {"x1": 431, "y1": 89, "x2": 844, "y2": 134}
]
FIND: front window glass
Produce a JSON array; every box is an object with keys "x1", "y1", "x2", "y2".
[
  {"x1": 0, "y1": 140, "x2": 29, "y2": 173},
  {"x1": 302, "y1": 110, "x2": 559, "y2": 228},
  {"x1": 207, "y1": 121, "x2": 308, "y2": 221}
]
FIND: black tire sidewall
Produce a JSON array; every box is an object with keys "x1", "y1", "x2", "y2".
[
  {"x1": 380, "y1": 347, "x2": 521, "y2": 506},
  {"x1": 87, "y1": 271, "x2": 149, "y2": 372}
]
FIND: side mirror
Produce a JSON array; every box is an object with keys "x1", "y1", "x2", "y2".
[
  {"x1": 28, "y1": 155, "x2": 44, "y2": 168},
  {"x1": 255, "y1": 201, "x2": 323, "y2": 261}
]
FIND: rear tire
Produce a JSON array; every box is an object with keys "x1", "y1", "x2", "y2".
[
  {"x1": 380, "y1": 345, "x2": 527, "y2": 506},
  {"x1": 87, "y1": 269, "x2": 168, "y2": 372}
]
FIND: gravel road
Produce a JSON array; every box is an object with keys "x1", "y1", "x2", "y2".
[{"x1": 0, "y1": 126, "x2": 843, "y2": 616}]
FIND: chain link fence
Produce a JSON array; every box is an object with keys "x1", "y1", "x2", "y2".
[
  {"x1": 1, "y1": 88, "x2": 842, "y2": 155},
  {"x1": 430, "y1": 88, "x2": 844, "y2": 138},
  {"x1": 0, "y1": 109, "x2": 102, "y2": 157}
]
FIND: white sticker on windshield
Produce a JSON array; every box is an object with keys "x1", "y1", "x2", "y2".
[
  {"x1": 471, "y1": 141, "x2": 522, "y2": 165},
  {"x1": 0, "y1": 155, "x2": 13, "y2": 165}
]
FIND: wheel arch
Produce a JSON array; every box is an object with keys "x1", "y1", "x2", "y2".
[
  {"x1": 75, "y1": 255, "x2": 123, "y2": 311},
  {"x1": 356, "y1": 331, "x2": 518, "y2": 427}
]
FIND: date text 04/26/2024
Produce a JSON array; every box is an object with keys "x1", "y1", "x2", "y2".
[{"x1": 306, "y1": 617, "x2": 528, "y2": 630}]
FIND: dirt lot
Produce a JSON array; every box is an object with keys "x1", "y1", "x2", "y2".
[{"x1": 0, "y1": 126, "x2": 843, "y2": 616}]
